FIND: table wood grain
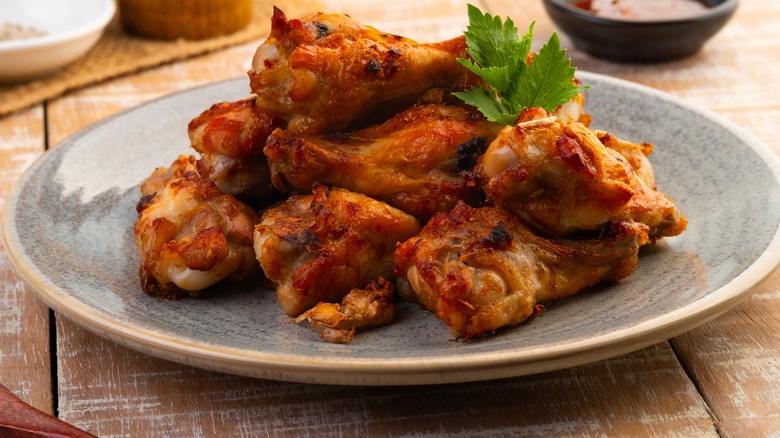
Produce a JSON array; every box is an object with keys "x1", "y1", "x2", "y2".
[{"x1": 2, "y1": 0, "x2": 779, "y2": 436}]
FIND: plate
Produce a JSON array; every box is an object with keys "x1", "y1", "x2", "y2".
[{"x1": 3, "y1": 73, "x2": 780, "y2": 385}]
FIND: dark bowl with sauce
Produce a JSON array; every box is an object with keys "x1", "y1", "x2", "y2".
[{"x1": 542, "y1": 0, "x2": 739, "y2": 62}]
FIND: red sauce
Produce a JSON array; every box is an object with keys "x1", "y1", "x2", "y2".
[{"x1": 574, "y1": 0, "x2": 711, "y2": 21}]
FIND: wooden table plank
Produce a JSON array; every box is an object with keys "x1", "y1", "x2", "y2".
[
  {"x1": 0, "y1": 106, "x2": 53, "y2": 415},
  {"x1": 56, "y1": 333, "x2": 717, "y2": 436},
  {"x1": 673, "y1": 280, "x2": 780, "y2": 436}
]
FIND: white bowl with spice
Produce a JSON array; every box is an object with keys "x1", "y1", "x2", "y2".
[{"x1": 0, "y1": 0, "x2": 115, "y2": 82}]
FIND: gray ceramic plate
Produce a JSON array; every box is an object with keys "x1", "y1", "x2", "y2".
[{"x1": 4, "y1": 73, "x2": 780, "y2": 385}]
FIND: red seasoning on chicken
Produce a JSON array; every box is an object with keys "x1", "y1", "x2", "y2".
[
  {"x1": 395, "y1": 202, "x2": 650, "y2": 338},
  {"x1": 264, "y1": 104, "x2": 503, "y2": 220},
  {"x1": 254, "y1": 185, "x2": 421, "y2": 316},
  {"x1": 187, "y1": 97, "x2": 284, "y2": 203},
  {"x1": 135, "y1": 155, "x2": 259, "y2": 299},
  {"x1": 248, "y1": 7, "x2": 472, "y2": 133},
  {"x1": 477, "y1": 108, "x2": 687, "y2": 239}
]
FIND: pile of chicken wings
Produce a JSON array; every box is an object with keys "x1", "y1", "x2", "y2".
[{"x1": 134, "y1": 8, "x2": 686, "y2": 343}]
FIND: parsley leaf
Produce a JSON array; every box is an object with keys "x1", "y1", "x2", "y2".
[
  {"x1": 453, "y1": 4, "x2": 589, "y2": 125},
  {"x1": 454, "y1": 86, "x2": 518, "y2": 126}
]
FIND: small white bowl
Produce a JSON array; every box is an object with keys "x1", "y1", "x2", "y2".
[{"x1": 0, "y1": 0, "x2": 115, "y2": 82}]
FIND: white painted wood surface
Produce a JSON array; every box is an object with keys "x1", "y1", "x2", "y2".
[{"x1": 1, "y1": 0, "x2": 779, "y2": 435}]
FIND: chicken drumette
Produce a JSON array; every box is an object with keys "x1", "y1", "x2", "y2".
[
  {"x1": 264, "y1": 104, "x2": 503, "y2": 220},
  {"x1": 477, "y1": 108, "x2": 687, "y2": 239},
  {"x1": 248, "y1": 7, "x2": 472, "y2": 133},
  {"x1": 254, "y1": 184, "x2": 421, "y2": 316},
  {"x1": 135, "y1": 155, "x2": 259, "y2": 299},
  {"x1": 394, "y1": 202, "x2": 649, "y2": 338},
  {"x1": 188, "y1": 97, "x2": 284, "y2": 203}
]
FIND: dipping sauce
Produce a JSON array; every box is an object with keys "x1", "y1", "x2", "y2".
[{"x1": 574, "y1": 0, "x2": 711, "y2": 21}]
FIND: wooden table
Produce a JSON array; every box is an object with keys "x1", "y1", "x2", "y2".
[{"x1": 2, "y1": 0, "x2": 779, "y2": 436}]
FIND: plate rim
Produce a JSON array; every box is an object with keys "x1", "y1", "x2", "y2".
[{"x1": 3, "y1": 72, "x2": 780, "y2": 385}]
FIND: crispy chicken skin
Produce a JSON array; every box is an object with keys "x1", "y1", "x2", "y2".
[
  {"x1": 264, "y1": 104, "x2": 503, "y2": 219},
  {"x1": 477, "y1": 108, "x2": 687, "y2": 239},
  {"x1": 187, "y1": 97, "x2": 284, "y2": 202},
  {"x1": 254, "y1": 185, "x2": 421, "y2": 316},
  {"x1": 394, "y1": 202, "x2": 650, "y2": 338},
  {"x1": 135, "y1": 155, "x2": 259, "y2": 299},
  {"x1": 294, "y1": 277, "x2": 396, "y2": 343},
  {"x1": 248, "y1": 7, "x2": 471, "y2": 133},
  {"x1": 594, "y1": 130, "x2": 655, "y2": 187}
]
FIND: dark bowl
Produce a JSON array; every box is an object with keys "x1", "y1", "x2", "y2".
[{"x1": 542, "y1": 0, "x2": 739, "y2": 62}]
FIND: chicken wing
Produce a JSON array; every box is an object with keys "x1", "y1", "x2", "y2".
[
  {"x1": 594, "y1": 130, "x2": 655, "y2": 187},
  {"x1": 135, "y1": 155, "x2": 259, "y2": 299},
  {"x1": 248, "y1": 7, "x2": 471, "y2": 133},
  {"x1": 394, "y1": 201, "x2": 649, "y2": 338},
  {"x1": 477, "y1": 108, "x2": 687, "y2": 239},
  {"x1": 254, "y1": 184, "x2": 421, "y2": 316},
  {"x1": 293, "y1": 277, "x2": 396, "y2": 344},
  {"x1": 264, "y1": 104, "x2": 503, "y2": 219},
  {"x1": 187, "y1": 97, "x2": 284, "y2": 203}
]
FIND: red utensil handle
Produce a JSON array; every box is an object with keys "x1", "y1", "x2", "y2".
[{"x1": 0, "y1": 384, "x2": 96, "y2": 437}]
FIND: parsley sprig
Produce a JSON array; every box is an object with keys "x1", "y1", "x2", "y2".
[{"x1": 454, "y1": 4, "x2": 589, "y2": 126}]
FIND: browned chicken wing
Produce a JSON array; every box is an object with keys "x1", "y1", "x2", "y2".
[
  {"x1": 394, "y1": 202, "x2": 650, "y2": 338},
  {"x1": 293, "y1": 277, "x2": 396, "y2": 344},
  {"x1": 254, "y1": 185, "x2": 421, "y2": 316},
  {"x1": 477, "y1": 108, "x2": 687, "y2": 239},
  {"x1": 187, "y1": 97, "x2": 284, "y2": 202},
  {"x1": 594, "y1": 130, "x2": 655, "y2": 187},
  {"x1": 135, "y1": 155, "x2": 259, "y2": 299},
  {"x1": 264, "y1": 104, "x2": 503, "y2": 219},
  {"x1": 248, "y1": 7, "x2": 471, "y2": 133}
]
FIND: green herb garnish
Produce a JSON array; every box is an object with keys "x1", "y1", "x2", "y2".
[{"x1": 454, "y1": 4, "x2": 589, "y2": 125}]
